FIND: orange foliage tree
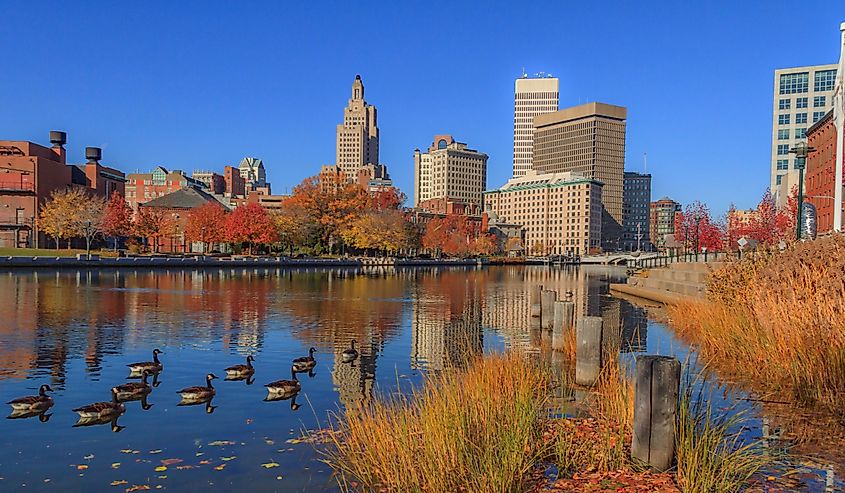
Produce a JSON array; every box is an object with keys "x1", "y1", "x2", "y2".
[
  {"x1": 421, "y1": 214, "x2": 480, "y2": 257},
  {"x1": 185, "y1": 202, "x2": 228, "y2": 253},
  {"x1": 225, "y1": 203, "x2": 278, "y2": 254},
  {"x1": 273, "y1": 200, "x2": 315, "y2": 256},
  {"x1": 285, "y1": 175, "x2": 370, "y2": 252},
  {"x1": 133, "y1": 208, "x2": 173, "y2": 253},
  {"x1": 101, "y1": 192, "x2": 133, "y2": 250}
]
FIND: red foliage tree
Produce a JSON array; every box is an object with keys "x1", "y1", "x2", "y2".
[
  {"x1": 225, "y1": 203, "x2": 278, "y2": 254},
  {"x1": 421, "y1": 214, "x2": 480, "y2": 257},
  {"x1": 185, "y1": 202, "x2": 228, "y2": 253},
  {"x1": 674, "y1": 201, "x2": 724, "y2": 252},
  {"x1": 370, "y1": 188, "x2": 406, "y2": 211},
  {"x1": 133, "y1": 208, "x2": 173, "y2": 253},
  {"x1": 101, "y1": 192, "x2": 133, "y2": 250}
]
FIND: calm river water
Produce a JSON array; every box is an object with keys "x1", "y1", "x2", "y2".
[{"x1": 0, "y1": 266, "x2": 840, "y2": 492}]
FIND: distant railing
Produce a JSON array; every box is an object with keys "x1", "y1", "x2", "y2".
[
  {"x1": 0, "y1": 181, "x2": 35, "y2": 192},
  {"x1": 630, "y1": 251, "x2": 740, "y2": 269}
]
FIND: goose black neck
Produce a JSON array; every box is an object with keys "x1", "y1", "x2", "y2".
[
  {"x1": 291, "y1": 368, "x2": 298, "y2": 381},
  {"x1": 39, "y1": 386, "x2": 47, "y2": 396},
  {"x1": 206, "y1": 376, "x2": 215, "y2": 389},
  {"x1": 111, "y1": 390, "x2": 119, "y2": 403},
  {"x1": 141, "y1": 372, "x2": 149, "y2": 383},
  {"x1": 153, "y1": 352, "x2": 160, "y2": 364},
  {"x1": 246, "y1": 358, "x2": 253, "y2": 369},
  {"x1": 351, "y1": 340, "x2": 356, "y2": 350}
]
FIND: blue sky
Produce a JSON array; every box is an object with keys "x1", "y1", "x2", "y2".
[{"x1": 1, "y1": 1, "x2": 843, "y2": 214}]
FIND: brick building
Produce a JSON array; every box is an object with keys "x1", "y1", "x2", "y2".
[
  {"x1": 224, "y1": 165, "x2": 246, "y2": 198},
  {"x1": 805, "y1": 109, "x2": 845, "y2": 233},
  {"x1": 0, "y1": 131, "x2": 125, "y2": 248},
  {"x1": 125, "y1": 166, "x2": 205, "y2": 211},
  {"x1": 192, "y1": 170, "x2": 226, "y2": 194},
  {"x1": 138, "y1": 187, "x2": 226, "y2": 253}
]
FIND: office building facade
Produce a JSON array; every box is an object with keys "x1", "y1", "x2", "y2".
[
  {"x1": 649, "y1": 197, "x2": 682, "y2": 251},
  {"x1": 532, "y1": 102, "x2": 627, "y2": 250},
  {"x1": 413, "y1": 135, "x2": 488, "y2": 210},
  {"x1": 336, "y1": 75, "x2": 379, "y2": 173},
  {"x1": 513, "y1": 75, "x2": 559, "y2": 178},
  {"x1": 771, "y1": 64, "x2": 838, "y2": 206},
  {"x1": 622, "y1": 172, "x2": 651, "y2": 251}
]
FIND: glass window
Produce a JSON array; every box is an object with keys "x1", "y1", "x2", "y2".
[
  {"x1": 814, "y1": 96, "x2": 827, "y2": 107},
  {"x1": 778, "y1": 99, "x2": 791, "y2": 110},
  {"x1": 777, "y1": 144, "x2": 790, "y2": 155},
  {"x1": 776, "y1": 159, "x2": 789, "y2": 170},
  {"x1": 778, "y1": 129, "x2": 790, "y2": 140},
  {"x1": 795, "y1": 128, "x2": 806, "y2": 139},
  {"x1": 814, "y1": 69, "x2": 837, "y2": 92},
  {"x1": 779, "y1": 72, "x2": 809, "y2": 94},
  {"x1": 776, "y1": 175, "x2": 783, "y2": 186},
  {"x1": 778, "y1": 114, "x2": 790, "y2": 125},
  {"x1": 813, "y1": 111, "x2": 827, "y2": 123},
  {"x1": 795, "y1": 113, "x2": 807, "y2": 124},
  {"x1": 796, "y1": 97, "x2": 808, "y2": 109}
]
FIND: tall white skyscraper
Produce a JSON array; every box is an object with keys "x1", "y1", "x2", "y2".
[
  {"x1": 771, "y1": 64, "x2": 837, "y2": 206},
  {"x1": 513, "y1": 74, "x2": 559, "y2": 178}
]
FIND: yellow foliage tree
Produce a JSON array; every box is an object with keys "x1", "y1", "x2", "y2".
[{"x1": 39, "y1": 187, "x2": 104, "y2": 249}]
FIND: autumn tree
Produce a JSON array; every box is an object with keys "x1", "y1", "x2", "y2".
[
  {"x1": 185, "y1": 202, "x2": 228, "y2": 253},
  {"x1": 274, "y1": 200, "x2": 315, "y2": 256},
  {"x1": 421, "y1": 214, "x2": 479, "y2": 258},
  {"x1": 225, "y1": 203, "x2": 278, "y2": 254},
  {"x1": 39, "y1": 187, "x2": 104, "y2": 250},
  {"x1": 674, "y1": 201, "x2": 724, "y2": 252},
  {"x1": 134, "y1": 208, "x2": 173, "y2": 253},
  {"x1": 505, "y1": 236, "x2": 524, "y2": 255},
  {"x1": 344, "y1": 209, "x2": 411, "y2": 256},
  {"x1": 101, "y1": 191, "x2": 133, "y2": 250},
  {"x1": 471, "y1": 233, "x2": 497, "y2": 256}
]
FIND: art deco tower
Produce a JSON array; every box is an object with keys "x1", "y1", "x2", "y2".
[{"x1": 336, "y1": 75, "x2": 379, "y2": 173}]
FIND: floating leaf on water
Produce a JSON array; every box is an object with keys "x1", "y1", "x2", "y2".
[
  {"x1": 175, "y1": 465, "x2": 195, "y2": 470},
  {"x1": 245, "y1": 419, "x2": 253, "y2": 424},
  {"x1": 195, "y1": 453, "x2": 204, "y2": 457},
  {"x1": 110, "y1": 479, "x2": 128, "y2": 486},
  {"x1": 220, "y1": 456, "x2": 236, "y2": 461},
  {"x1": 156, "y1": 475, "x2": 166, "y2": 479},
  {"x1": 120, "y1": 449, "x2": 139, "y2": 454},
  {"x1": 160, "y1": 459, "x2": 182, "y2": 466},
  {"x1": 198, "y1": 460, "x2": 211, "y2": 465},
  {"x1": 275, "y1": 476, "x2": 283, "y2": 480},
  {"x1": 213, "y1": 464, "x2": 226, "y2": 471},
  {"x1": 125, "y1": 486, "x2": 151, "y2": 492},
  {"x1": 285, "y1": 438, "x2": 302, "y2": 444},
  {"x1": 261, "y1": 462, "x2": 280, "y2": 469},
  {"x1": 77, "y1": 465, "x2": 88, "y2": 470},
  {"x1": 43, "y1": 479, "x2": 50, "y2": 483},
  {"x1": 148, "y1": 450, "x2": 162, "y2": 455},
  {"x1": 153, "y1": 466, "x2": 167, "y2": 472},
  {"x1": 83, "y1": 454, "x2": 94, "y2": 460},
  {"x1": 111, "y1": 463, "x2": 121, "y2": 469},
  {"x1": 264, "y1": 439, "x2": 274, "y2": 445},
  {"x1": 207, "y1": 440, "x2": 235, "y2": 447}
]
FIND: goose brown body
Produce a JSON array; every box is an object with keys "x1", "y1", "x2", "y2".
[
  {"x1": 114, "y1": 371, "x2": 153, "y2": 400},
  {"x1": 72, "y1": 388, "x2": 125, "y2": 418},
  {"x1": 7, "y1": 385, "x2": 54, "y2": 412},
  {"x1": 265, "y1": 367, "x2": 301, "y2": 396},
  {"x1": 342, "y1": 340, "x2": 359, "y2": 362},
  {"x1": 225, "y1": 355, "x2": 255, "y2": 377},
  {"x1": 127, "y1": 349, "x2": 163, "y2": 374},
  {"x1": 292, "y1": 347, "x2": 316, "y2": 372},
  {"x1": 177, "y1": 374, "x2": 217, "y2": 401}
]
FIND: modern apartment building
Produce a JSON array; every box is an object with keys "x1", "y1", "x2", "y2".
[
  {"x1": 532, "y1": 102, "x2": 627, "y2": 250},
  {"x1": 413, "y1": 135, "x2": 488, "y2": 210},
  {"x1": 513, "y1": 75, "x2": 559, "y2": 178},
  {"x1": 483, "y1": 170, "x2": 603, "y2": 256},
  {"x1": 649, "y1": 197, "x2": 681, "y2": 251},
  {"x1": 336, "y1": 74, "x2": 379, "y2": 173},
  {"x1": 621, "y1": 172, "x2": 651, "y2": 251},
  {"x1": 771, "y1": 64, "x2": 838, "y2": 206}
]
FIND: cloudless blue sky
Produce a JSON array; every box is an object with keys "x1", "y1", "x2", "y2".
[{"x1": 2, "y1": 1, "x2": 843, "y2": 214}]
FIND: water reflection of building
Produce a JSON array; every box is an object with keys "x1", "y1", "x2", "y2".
[{"x1": 411, "y1": 272, "x2": 483, "y2": 370}]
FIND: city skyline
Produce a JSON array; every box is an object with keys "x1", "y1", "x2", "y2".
[{"x1": 1, "y1": 2, "x2": 844, "y2": 214}]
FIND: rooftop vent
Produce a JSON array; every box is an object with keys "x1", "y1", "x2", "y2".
[
  {"x1": 49, "y1": 131, "x2": 67, "y2": 147},
  {"x1": 85, "y1": 147, "x2": 102, "y2": 163}
]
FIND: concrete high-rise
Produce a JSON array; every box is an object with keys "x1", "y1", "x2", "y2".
[
  {"x1": 336, "y1": 74, "x2": 379, "y2": 173},
  {"x1": 771, "y1": 64, "x2": 838, "y2": 206},
  {"x1": 513, "y1": 75, "x2": 559, "y2": 178},
  {"x1": 621, "y1": 172, "x2": 651, "y2": 251},
  {"x1": 413, "y1": 135, "x2": 488, "y2": 210},
  {"x1": 532, "y1": 102, "x2": 627, "y2": 250}
]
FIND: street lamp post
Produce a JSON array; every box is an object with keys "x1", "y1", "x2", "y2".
[
  {"x1": 789, "y1": 141, "x2": 817, "y2": 241},
  {"x1": 694, "y1": 215, "x2": 702, "y2": 261}
]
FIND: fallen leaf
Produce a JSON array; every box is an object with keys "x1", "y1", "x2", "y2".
[
  {"x1": 148, "y1": 450, "x2": 162, "y2": 455},
  {"x1": 154, "y1": 466, "x2": 167, "y2": 472},
  {"x1": 208, "y1": 440, "x2": 235, "y2": 447},
  {"x1": 221, "y1": 456, "x2": 237, "y2": 461},
  {"x1": 77, "y1": 465, "x2": 88, "y2": 470},
  {"x1": 213, "y1": 464, "x2": 226, "y2": 471},
  {"x1": 261, "y1": 462, "x2": 280, "y2": 469},
  {"x1": 160, "y1": 459, "x2": 182, "y2": 466},
  {"x1": 125, "y1": 486, "x2": 151, "y2": 493},
  {"x1": 83, "y1": 454, "x2": 94, "y2": 460},
  {"x1": 110, "y1": 480, "x2": 127, "y2": 486},
  {"x1": 111, "y1": 463, "x2": 121, "y2": 469}
]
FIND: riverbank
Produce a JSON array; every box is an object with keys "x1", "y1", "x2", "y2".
[{"x1": 0, "y1": 254, "x2": 514, "y2": 270}]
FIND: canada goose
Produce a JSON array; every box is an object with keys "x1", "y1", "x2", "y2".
[
  {"x1": 127, "y1": 349, "x2": 163, "y2": 375},
  {"x1": 72, "y1": 388, "x2": 125, "y2": 418},
  {"x1": 292, "y1": 347, "x2": 316, "y2": 372},
  {"x1": 7, "y1": 409, "x2": 52, "y2": 422},
  {"x1": 263, "y1": 390, "x2": 301, "y2": 410},
  {"x1": 342, "y1": 340, "x2": 359, "y2": 363},
  {"x1": 265, "y1": 366, "x2": 301, "y2": 396},
  {"x1": 225, "y1": 355, "x2": 255, "y2": 378},
  {"x1": 7, "y1": 384, "x2": 54, "y2": 412},
  {"x1": 177, "y1": 373, "x2": 217, "y2": 401},
  {"x1": 114, "y1": 370, "x2": 154, "y2": 401}
]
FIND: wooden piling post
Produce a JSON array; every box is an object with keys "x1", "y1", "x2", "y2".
[
  {"x1": 541, "y1": 290, "x2": 557, "y2": 329},
  {"x1": 575, "y1": 316, "x2": 603, "y2": 386},
  {"x1": 631, "y1": 355, "x2": 681, "y2": 471},
  {"x1": 529, "y1": 285, "x2": 542, "y2": 318},
  {"x1": 552, "y1": 300, "x2": 575, "y2": 352}
]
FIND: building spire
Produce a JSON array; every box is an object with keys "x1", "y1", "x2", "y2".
[{"x1": 352, "y1": 74, "x2": 364, "y2": 101}]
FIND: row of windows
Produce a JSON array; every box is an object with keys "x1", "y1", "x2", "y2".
[
  {"x1": 778, "y1": 128, "x2": 807, "y2": 139},
  {"x1": 779, "y1": 70, "x2": 838, "y2": 94}
]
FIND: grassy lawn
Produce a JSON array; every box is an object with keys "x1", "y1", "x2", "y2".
[{"x1": 0, "y1": 248, "x2": 118, "y2": 257}]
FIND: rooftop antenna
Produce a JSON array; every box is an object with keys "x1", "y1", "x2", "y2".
[
  {"x1": 521, "y1": 67, "x2": 527, "y2": 78},
  {"x1": 643, "y1": 152, "x2": 648, "y2": 173}
]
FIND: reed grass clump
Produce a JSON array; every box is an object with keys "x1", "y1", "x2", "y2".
[
  {"x1": 320, "y1": 353, "x2": 552, "y2": 493},
  {"x1": 669, "y1": 236, "x2": 845, "y2": 416}
]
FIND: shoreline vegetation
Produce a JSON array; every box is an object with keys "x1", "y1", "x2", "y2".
[
  {"x1": 668, "y1": 236, "x2": 845, "y2": 420},
  {"x1": 317, "y1": 354, "x2": 772, "y2": 492}
]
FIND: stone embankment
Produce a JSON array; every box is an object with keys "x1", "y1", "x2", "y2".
[
  {"x1": 0, "y1": 255, "x2": 488, "y2": 270},
  {"x1": 610, "y1": 262, "x2": 724, "y2": 305}
]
